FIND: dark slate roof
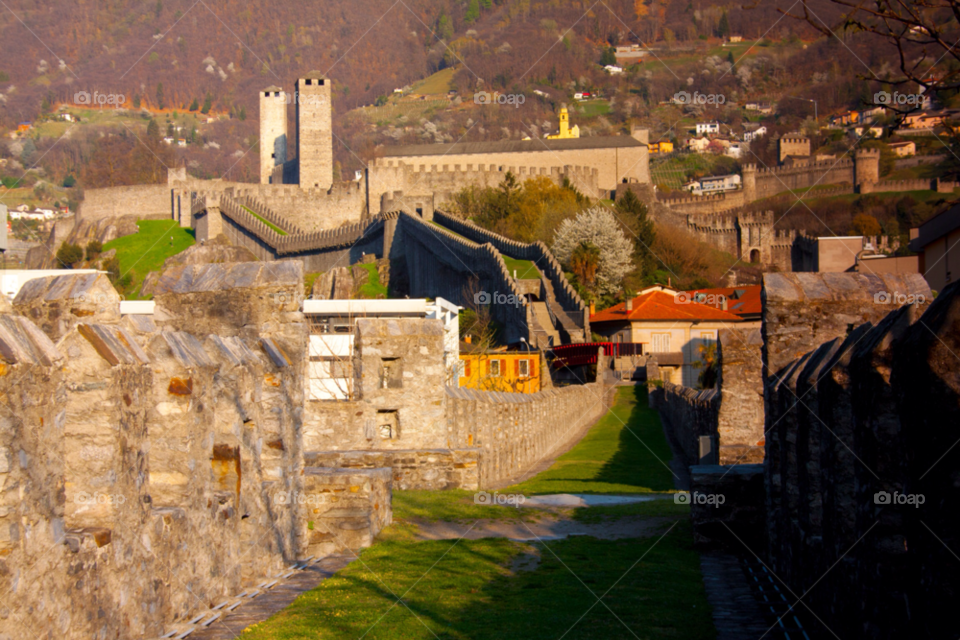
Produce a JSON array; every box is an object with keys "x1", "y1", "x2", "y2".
[
  {"x1": 379, "y1": 135, "x2": 646, "y2": 158},
  {"x1": 77, "y1": 324, "x2": 150, "y2": 365},
  {"x1": 161, "y1": 331, "x2": 215, "y2": 368},
  {"x1": 0, "y1": 315, "x2": 63, "y2": 365},
  {"x1": 207, "y1": 335, "x2": 261, "y2": 366},
  {"x1": 14, "y1": 273, "x2": 116, "y2": 306}
]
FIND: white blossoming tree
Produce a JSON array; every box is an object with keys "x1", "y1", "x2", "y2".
[{"x1": 552, "y1": 207, "x2": 634, "y2": 294}]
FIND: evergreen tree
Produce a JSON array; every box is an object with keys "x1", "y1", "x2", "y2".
[
  {"x1": 600, "y1": 47, "x2": 617, "y2": 66},
  {"x1": 156, "y1": 82, "x2": 165, "y2": 110},
  {"x1": 146, "y1": 118, "x2": 160, "y2": 140},
  {"x1": 465, "y1": 0, "x2": 480, "y2": 23},
  {"x1": 201, "y1": 94, "x2": 212, "y2": 114},
  {"x1": 718, "y1": 11, "x2": 730, "y2": 38},
  {"x1": 189, "y1": 98, "x2": 199, "y2": 111}
]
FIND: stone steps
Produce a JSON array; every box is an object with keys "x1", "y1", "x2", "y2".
[{"x1": 148, "y1": 554, "x2": 357, "y2": 640}]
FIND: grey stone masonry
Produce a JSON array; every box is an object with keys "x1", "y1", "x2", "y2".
[{"x1": 763, "y1": 276, "x2": 959, "y2": 638}]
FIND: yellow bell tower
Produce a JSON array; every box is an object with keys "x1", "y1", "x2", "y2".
[{"x1": 546, "y1": 106, "x2": 580, "y2": 139}]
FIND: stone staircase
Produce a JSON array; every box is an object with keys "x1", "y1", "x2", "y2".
[
  {"x1": 530, "y1": 301, "x2": 561, "y2": 347},
  {"x1": 538, "y1": 275, "x2": 587, "y2": 343}
]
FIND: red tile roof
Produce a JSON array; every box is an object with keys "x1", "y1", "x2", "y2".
[
  {"x1": 590, "y1": 289, "x2": 745, "y2": 324},
  {"x1": 682, "y1": 285, "x2": 762, "y2": 318}
]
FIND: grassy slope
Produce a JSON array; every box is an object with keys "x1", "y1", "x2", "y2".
[
  {"x1": 240, "y1": 385, "x2": 712, "y2": 640},
  {"x1": 501, "y1": 255, "x2": 540, "y2": 280},
  {"x1": 355, "y1": 262, "x2": 387, "y2": 298},
  {"x1": 241, "y1": 205, "x2": 287, "y2": 235},
  {"x1": 507, "y1": 386, "x2": 677, "y2": 496},
  {"x1": 101, "y1": 220, "x2": 195, "y2": 298}
]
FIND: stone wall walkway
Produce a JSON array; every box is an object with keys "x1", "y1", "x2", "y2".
[
  {"x1": 699, "y1": 552, "x2": 770, "y2": 640},
  {"x1": 155, "y1": 555, "x2": 356, "y2": 640}
]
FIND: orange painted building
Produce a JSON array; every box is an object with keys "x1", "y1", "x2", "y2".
[{"x1": 458, "y1": 344, "x2": 542, "y2": 393}]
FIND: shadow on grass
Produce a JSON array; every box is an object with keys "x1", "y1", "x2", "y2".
[
  {"x1": 240, "y1": 524, "x2": 712, "y2": 640},
  {"x1": 507, "y1": 385, "x2": 677, "y2": 496}
]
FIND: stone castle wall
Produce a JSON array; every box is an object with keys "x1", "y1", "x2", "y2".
[
  {"x1": 0, "y1": 266, "x2": 393, "y2": 639},
  {"x1": 370, "y1": 160, "x2": 602, "y2": 201},
  {"x1": 372, "y1": 143, "x2": 647, "y2": 196},
  {"x1": 763, "y1": 276, "x2": 958, "y2": 638},
  {"x1": 656, "y1": 328, "x2": 764, "y2": 467},
  {"x1": 79, "y1": 184, "x2": 173, "y2": 221},
  {"x1": 716, "y1": 328, "x2": 764, "y2": 464},
  {"x1": 657, "y1": 383, "x2": 719, "y2": 466},
  {"x1": 391, "y1": 211, "x2": 533, "y2": 345},
  {"x1": 431, "y1": 210, "x2": 589, "y2": 339},
  {"x1": 445, "y1": 382, "x2": 616, "y2": 488}
]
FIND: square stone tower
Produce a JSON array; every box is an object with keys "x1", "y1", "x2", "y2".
[
  {"x1": 260, "y1": 86, "x2": 287, "y2": 184},
  {"x1": 296, "y1": 72, "x2": 333, "y2": 190}
]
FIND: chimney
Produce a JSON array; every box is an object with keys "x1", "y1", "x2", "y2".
[
  {"x1": 626, "y1": 298, "x2": 633, "y2": 312},
  {"x1": 465, "y1": 335, "x2": 472, "y2": 344},
  {"x1": 668, "y1": 277, "x2": 672, "y2": 288},
  {"x1": 589, "y1": 302, "x2": 596, "y2": 316},
  {"x1": 721, "y1": 297, "x2": 728, "y2": 311}
]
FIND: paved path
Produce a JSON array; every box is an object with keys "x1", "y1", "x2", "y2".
[
  {"x1": 155, "y1": 555, "x2": 356, "y2": 640},
  {"x1": 699, "y1": 552, "x2": 772, "y2": 640}
]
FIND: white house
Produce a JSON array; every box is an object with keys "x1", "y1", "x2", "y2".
[
  {"x1": 604, "y1": 65, "x2": 623, "y2": 75},
  {"x1": 743, "y1": 126, "x2": 767, "y2": 142},
  {"x1": 686, "y1": 173, "x2": 741, "y2": 196},
  {"x1": 725, "y1": 143, "x2": 745, "y2": 159},
  {"x1": 696, "y1": 122, "x2": 720, "y2": 135},
  {"x1": 686, "y1": 137, "x2": 711, "y2": 153}
]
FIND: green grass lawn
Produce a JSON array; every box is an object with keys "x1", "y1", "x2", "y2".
[
  {"x1": 242, "y1": 205, "x2": 288, "y2": 235},
  {"x1": 101, "y1": 219, "x2": 195, "y2": 298},
  {"x1": 238, "y1": 385, "x2": 710, "y2": 640},
  {"x1": 501, "y1": 255, "x2": 540, "y2": 280},
  {"x1": 239, "y1": 524, "x2": 712, "y2": 640},
  {"x1": 507, "y1": 386, "x2": 677, "y2": 496},
  {"x1": 355, "y1": 262, "x2": 388, "y2": 298}
]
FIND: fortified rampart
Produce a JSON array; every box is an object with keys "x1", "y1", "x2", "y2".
[
  {"x1": 369, "y1": 160, "x2": 602, "y2": 202},
  {"x1": 389, "y1": 210, "x2": 534, "y2": 346},
  {"x1": 79, "y1": 183, "x2": 174, "y2": 221},
  {"x1": 430, "y1": 211, "x2": 589, "y2": 341},
  {"x1": 445, "y1": 382, "x2": 615, "y2": 487},
  {"x1": 656, "y1": 328, "x2": 764, "y2": 466},
  {"x1": 0, "y1": 266, "x2": 392, "y2": 640},
  {"x1": 763, "y1": 273, "x2": 957, "y2": 638}
]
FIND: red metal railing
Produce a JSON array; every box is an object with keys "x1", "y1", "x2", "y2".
[{"x1": 550, "y1": 342, "x2": 645, "y2": 368}]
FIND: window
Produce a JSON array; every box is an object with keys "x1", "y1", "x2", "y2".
[
  {"x1": 699, "y1": 331, "x2": 715, "y2": 342},
  {"x1": 489, "y1": 359, "x2": 501, "y2": 376},
  {"x1": 652, "y1": 333, "x2": 671, "y2": 352},
  {"x1": 377, "y1": 410, "x2": 398, "y2": 439},
  {"x1": 518, "y1": 359, "x2": 530, "y2": 378},
  {"x1": 380, "y1": 358, "x2": 402, "y2": 389},
  {"x1": 457, "y1": 360, "x2": 466, "y2": 378}
]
